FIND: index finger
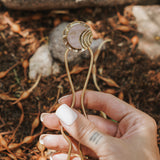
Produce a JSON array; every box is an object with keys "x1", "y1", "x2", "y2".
[{"x1": 58, "y1": 90, "x2": 142, "y2": 122}]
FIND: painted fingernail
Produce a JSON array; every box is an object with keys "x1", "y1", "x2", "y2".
[
  {"x1": 58, "y1": 95, "x2": 69, "y2": 103},
  {"x1": 39, "y1": 134, "x2": 46, "y2": 145},
  {"x1": 55, "y1": 104, "x2": 77, "y2": 125},
  {"x1": 40, "y1": 113, "x2": 49, "y2": 122}
]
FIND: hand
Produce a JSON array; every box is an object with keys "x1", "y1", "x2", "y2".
[{"x1": 39, "y1": 90, "x2": 160, "y2": 160}]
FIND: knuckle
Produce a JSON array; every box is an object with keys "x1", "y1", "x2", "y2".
[
  {"x1": 143, "y1": 115, "x2": 157, "y2": 131},
  {"x1": 78, "y1": 121, "x2": 95, "y2": 141},
  {"x1": 148, "y1": 117, "x2": 157, "y2": 130}
]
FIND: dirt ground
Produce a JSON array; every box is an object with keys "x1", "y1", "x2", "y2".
[{"x1": 0, "y1": 2, "x2": 160, "y2": 159}]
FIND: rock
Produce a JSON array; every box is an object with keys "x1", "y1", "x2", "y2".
[
  {"x1": 49, "y1": 22, "x2": 104, "y2": 63},
  {"x1": 29, "y1": 44, "x2": 53, "y2": 79},
  {"x1": 1, "y1": 0, "x2": 159, "y2": 10},
  {"x1": 131, "y1": 5, "x2": 160, "y2": 59}
]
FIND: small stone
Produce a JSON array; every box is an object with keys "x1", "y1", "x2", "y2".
[{"x1": 29, "y1": 44, "x2": 53, "y2": 79}]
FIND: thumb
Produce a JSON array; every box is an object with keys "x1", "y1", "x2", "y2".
[{"x1": 55, "y1": 104, "x2": 113, "y2": 156}]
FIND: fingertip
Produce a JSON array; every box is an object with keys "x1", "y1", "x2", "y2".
[
  {"x1": 58, "y1": 94, "x2": 71, "y2": 103},
  {"x1": 40, "y1": 113, "x2": 48, "y2": 122},
  {"x1": 40, "y1": 113, "x2": 60, "y2": 130}
]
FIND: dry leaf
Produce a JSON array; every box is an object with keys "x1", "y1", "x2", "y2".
[
  {"x1": 108, "y1": 17, "x2": 116, "y2": 28},
  {"x1": 98, "y1": 75, "x2": 119, "y2": 88},
  {"x1": 54, "y1": 18, "x2": 61, "y2": 27},
  {"x1": 31, "y1": 113, "x2": 40, "y2": 135},
  {"x1": 8, "y1": 143, "x2": 21, "y2": 150},
  {"x1": 70, "y1": 65, "x2": 88, "y2": 74},
  {"x1": 131, "y1": 35, "x2": 139, "y2": 53},
  {"x1": 131, "y1": 35, "x2": 139, "y2": 46},
  {"x1": 115, "y1": 25, "x2": 134, "y2": 32},
  {"x1": 118, "y1": 91, "x2": 124, "y2": 100},
  {"x1": 104, "y1": 89, "x2": 117, "y2": 94},
  {"x1": 3, "y1": 13, "x2": 21, "y2": 34},
  {"x1": 86, "y1": 21, "x2": 103, "y2": 39},
  {"x1": 117, "y1": 12, "x2": 129, "y2": 25},
  {"x1": 22, "y1": 135, "x2": 35, "y2": 144},
  {"x1": 37, "y1": 141, "x2": 45, "y2": 152},
  {"x1": 0, "y1": 93, "x2": 17, "y2": 101},
  {"x1": 57, "y1": 65, "x2": 88, "y2": 81}
]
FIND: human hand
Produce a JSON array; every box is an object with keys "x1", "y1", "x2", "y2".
[{"x1": 39, "y1": 90, "x2": 160, "y2": 160}]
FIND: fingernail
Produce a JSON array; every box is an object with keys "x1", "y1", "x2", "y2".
[
  {"x1": 39, "y1": 134, "x2": 46, "y2": 145},
  {"x1": 39, "y1": 134, "x2": 54, "y2": 145},
  {"x1": 40, "y1": 113, "x2": 49, "y2": 122},
  {"x1": 55, "y1": 104, "x2": 77, "y2": 125},
  {"x1": 58, "y1": 95, "x2": 69, "y2": 103}
]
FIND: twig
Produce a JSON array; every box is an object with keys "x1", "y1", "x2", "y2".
[
  {"x1": 8, "y1": 102, "x2": 24, "y2": 143},
  {"x1": 0, "y1": 61, "x2": 20, "y2": 79},
  {"x1": 12, "y1": 74, "x2": 41, "y2": 104}
]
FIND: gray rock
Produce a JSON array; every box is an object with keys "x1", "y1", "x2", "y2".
[
  {"x1": 1, "y1": 0, "x2": 158, "y2": 10},
  {"x1": 49, "y1": 22, "x2": 104, "y2": 63},
  {"x1": 29, "y1": 44, "x2": 53, "y2": 79},
  {"x1": 132, "y1": 5, "x2": 160, "y2": 59}
]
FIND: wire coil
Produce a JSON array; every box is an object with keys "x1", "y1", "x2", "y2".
[{"x1": 63, "y1": 21, "x2": 93, "y2": 52}]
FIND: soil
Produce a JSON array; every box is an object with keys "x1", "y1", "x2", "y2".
[{"x1": 0, "y1": 2, "x2": 160, "y2": 160}]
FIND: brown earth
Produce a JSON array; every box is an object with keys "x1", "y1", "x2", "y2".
[{"x1": 0, "y1": 2, "x2": 160, "y2": 159}]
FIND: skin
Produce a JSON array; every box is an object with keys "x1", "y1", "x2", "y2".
[{"x1": 40, "y1": 90, "x2": 160, "y2": 160}]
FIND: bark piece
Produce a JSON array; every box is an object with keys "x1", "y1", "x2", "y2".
[{"x1": 1, "y1": 0, "x2": 158, "y2": 10}]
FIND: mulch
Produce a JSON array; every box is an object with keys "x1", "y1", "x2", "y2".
[{"x1": 0, "y1": 3, "x2": 160, "y2": 159}]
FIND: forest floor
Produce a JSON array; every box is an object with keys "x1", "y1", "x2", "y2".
[{"x1": 0, "y1": 2, "x2": 160, "y2": 159}]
